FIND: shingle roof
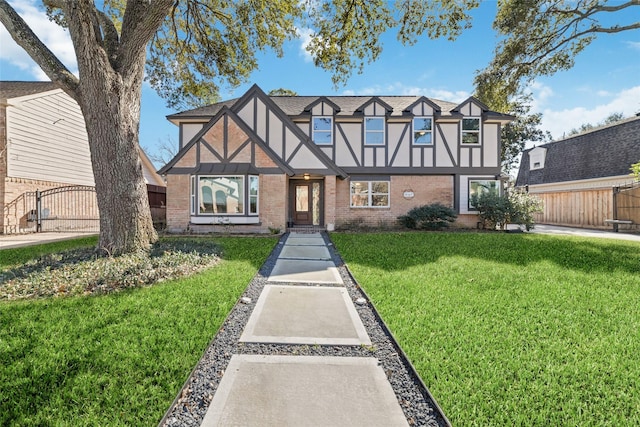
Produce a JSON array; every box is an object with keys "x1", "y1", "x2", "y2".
[
  {"x1": 168, "y1": 95, "x2": 468, "y2": 120},
  {"x1": 516, "y1": 115, "x2": 640, "y2": 186},
  {"x1": 0, "y1": 81, "x2": 61, "y2": 100}
]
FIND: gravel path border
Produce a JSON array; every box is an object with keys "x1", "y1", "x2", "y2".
[{"x1": 159, "y1": 232, "x2": 450, "y2": 427}]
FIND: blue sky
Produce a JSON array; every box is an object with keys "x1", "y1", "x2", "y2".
[{"x1": 1, "y1": 1, "x2": 639, "y2": 167}]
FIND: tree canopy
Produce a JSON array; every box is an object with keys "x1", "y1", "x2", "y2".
[{"x1": 475, "y1": 0, "x2": 640, "y2": 106}]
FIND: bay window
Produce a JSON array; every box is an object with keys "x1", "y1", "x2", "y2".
[{"x1": 191, "y1": 175, "x2": 259, "y2": 216}]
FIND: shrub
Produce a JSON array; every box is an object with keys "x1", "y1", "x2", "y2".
[
  {"x1": 471, "y1": 190, "x2": 543, "y2": 231},
  {"x1": 398, "y1": 203, "x2": 457, "y2": 230}
]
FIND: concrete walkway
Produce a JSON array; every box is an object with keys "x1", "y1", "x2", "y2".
[{"x1": 200, "y1": 232, "x2": 410, "y2": 427}]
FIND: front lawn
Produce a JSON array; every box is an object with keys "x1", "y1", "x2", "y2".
[
  {"x1": 0, "y1": 236, "x2": 277, "y2": 426},
  {"x1": 332, "y1": 232, "x2": 640, "y2": 426}
]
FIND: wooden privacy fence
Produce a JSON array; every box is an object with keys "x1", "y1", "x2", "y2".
[
  {"x1": 532, "y1": 183, "x2": 639, "y2": 231},
  {"x1": 533, "y1": 188, "x2": 613, "y2": 229}
]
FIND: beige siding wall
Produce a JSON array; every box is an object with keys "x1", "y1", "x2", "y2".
[{"x1": 6, "y1": 90, "x2": 94, "y2": 186}]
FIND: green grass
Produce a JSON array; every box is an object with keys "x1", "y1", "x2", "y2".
[
  {"x1": 0, "y1": 236, "x2": 277, "y2": 426},
  {"x1": 331, "y1": 232, "x2": 640, "y2": 426}
]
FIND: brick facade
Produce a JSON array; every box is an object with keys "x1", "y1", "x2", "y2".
[
  {"x1": 165, "y1": 173, "x2": 482, "y2": 233},
  {"x1": 166, "y1": 174, "x2": 191, "y2": 232},
  {"x1": 334, "y1": 175, "x2": 456, "y2": 228}
]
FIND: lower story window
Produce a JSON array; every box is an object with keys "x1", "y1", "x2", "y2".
[
  {"x1": 468, "y1": 179, "x2": 499, "y2": 210},
  {"x1": 351, "y1": 181, "x2": 390, "y2": 208},
  {"x1": 192, "y1": 175, "x2": 259, "y2": 215}
]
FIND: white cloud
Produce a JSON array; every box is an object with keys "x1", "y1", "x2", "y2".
[
  {"x1": 340, "y1": 82, "x2": 469, "y2": 103},
  {"x1": 297, "y1": 27, "x2": 314, "y2": 63},
  {"x1": 625, "y1": 41, "x2": 640, "y2": 51},
  {"x1": 0, "y1": 0, "x2": 77, "y2": 80},
  {"x1": 536, "y1": 85, "x2": 640, "y2": 139}
]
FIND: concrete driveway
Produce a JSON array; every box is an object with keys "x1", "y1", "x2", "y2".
[{"x1": 0, "y1": 232, "x2": 96, "y2": 250}]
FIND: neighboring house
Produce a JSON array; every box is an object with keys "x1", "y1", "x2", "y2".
[
  {"x1": 515, "y1": 115, "x2": 640, "y2": 230},
  {"x1": 159, "y1": 84, "x2": 514, "y2": 233},
  {"x1": 0, "y1": 81, "x2": 165, "y2": 234}
]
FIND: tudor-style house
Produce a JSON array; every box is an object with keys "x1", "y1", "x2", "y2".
[{"x1": 159, "y1": 84, "x2": 514, "y2": 232}]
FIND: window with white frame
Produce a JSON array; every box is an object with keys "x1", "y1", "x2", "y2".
[
  {"x1": 312, "y1": 117, "x2": 333, "y2": 145},
  {"x1": 413, "y1": 117, "x2": 433, "y2": 145},
  {"x1": 192, "y1": 175, "x2": 259, "y2": 216},
  {"x1": 365, "y1": 117, "x2": 385, "y2": 145},
  {"x1": 249, "y1": 175, "x2": 259, "y2": 214},
  {"x1": 468, "y1": 179, "x2": 500, "y2": 210},
  {"x1": 462, "y1": 117, "x2": 481, "y2": 144},
  {"x1": 190, "y1": 175, "x2": 196, "y2": 215},
  {"x1": 350, "y1": 180, "x2": 390, "y2": 207}
]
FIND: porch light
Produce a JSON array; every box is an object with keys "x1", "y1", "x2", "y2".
[{"x1": 304, "y1": 173, "x2": 310, "y2": 180}]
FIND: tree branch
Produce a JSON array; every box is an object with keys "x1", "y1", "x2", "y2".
[
  {"x1": 95, "y1": 9, "x2": 120, "y2": 60},
  {"x1": 0, "y1": 0, "x2": 79, "y2": 96},
  {"x1": 117, "y1": 0, "x2": 173, "y2": 74}
]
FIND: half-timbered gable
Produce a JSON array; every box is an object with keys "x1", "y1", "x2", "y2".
[{"x1": 161, "y1": 84, "x2": 514, "y2": 233}]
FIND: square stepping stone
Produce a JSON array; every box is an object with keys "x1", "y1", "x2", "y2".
[
  {"x1": 201, "y1": 355, "x2": 409, "y2": 427},
  {"x1": 268, "y1": 259, "x2": 342, "y2": 284},
  {"x1": 279, "y1": 244, "x2": 331, "y2": 260},
  {"x1": 285, "y1": 233, "x2": 326, "y2": 246},
  {"x1": 240, "y1": 285, "x2": 371, "y2": 345}
]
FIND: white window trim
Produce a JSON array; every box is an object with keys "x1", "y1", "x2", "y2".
[
  {"x1": 249, "y1": 175, "x2": 259, "y2": 215},
  {"x1": 312, "y1": 116, "x2": 333, "y2": 145},
  {"x1": 461, "y1": 117, "x2": 481, "y2": 145},
  {"x1": 364, "y1": 117, "x2": 385, "y2": 146},
  {"x1": 190, "y1": 175, "x2": 196, "y2": 215},
  {"x1": 350, "y1": 180, "x2": 390, "y2": 208},
  {"x1": 193, "y1": 175, "x2": 260, "y2": 217},
  {"x1": 467, "y1": 179, "x2": 500, "y2": 211},
  {"x1": 412, "y1": 117, "x2": 433, "y2": 145}
]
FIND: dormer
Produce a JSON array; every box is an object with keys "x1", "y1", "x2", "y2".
[
  {"x1": 404, "y1": 97, "x2": 441, "y2": 145},
  {"x1": 357, "y1": 97, "x2": 392, "y2": 146},
  {"x1": 454, "y1": 97, "x2": 488, "y2": 145},
  {"x1": 304, "y1": 97, "x2": 340, "y2": 146},
  {"x1": 529, "y1": 146, "x2": 547, "y2": 170}
]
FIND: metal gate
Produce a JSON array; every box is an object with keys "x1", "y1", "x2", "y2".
[
  {"x1": 611, "y1": 182, "x2": 640, "y2": 231},
  {"x1": 28, "y1": 185, "x2": 99, "y2": 233}
]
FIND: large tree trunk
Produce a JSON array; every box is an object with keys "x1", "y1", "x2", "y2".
[
  {"x1": 77, "y1": 70, "x2": 158, "y2": 255},
  {"x1": 66, "y1": 2, "x2": 159, "y2": 255}
]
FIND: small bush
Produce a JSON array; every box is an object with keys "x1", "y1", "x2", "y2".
[
  {"x1": 398, "y1": 203, "x2": 457, "y2": 230},
  {"x1": 471, "y1": 190, "x2": 543, "y2": 230}
]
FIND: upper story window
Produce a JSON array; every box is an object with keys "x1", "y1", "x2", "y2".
[
  {"x1": 312, "y1": 117, "x2": 333, "y2": 145},
  {"x1": 462, "y1": 117, "x2": 481, "y2": 144},
  {"x1": 365, "y1": 117, "x2": 385, "y2": 145},
  {"x1": 413, "y1": 117, "x2": 433, "y2": 145}
]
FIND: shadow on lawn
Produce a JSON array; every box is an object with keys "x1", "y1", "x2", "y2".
[{"x1": 331, "y1": 232, "x2": 640, "y2": 276}]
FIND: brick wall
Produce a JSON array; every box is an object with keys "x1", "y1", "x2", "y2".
[
  {"x1": 166, "y1": 174, "x2": 190, "y2": 232},
  {"x1": 260, "y1": 174, "x2": 287, "y2": 231},
  {"x1": 166, "y1": 173, "x2": 288, "y2": 234},
  {"x1": 334, "y1": 175, "x2": 475, "y2": 229}
]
